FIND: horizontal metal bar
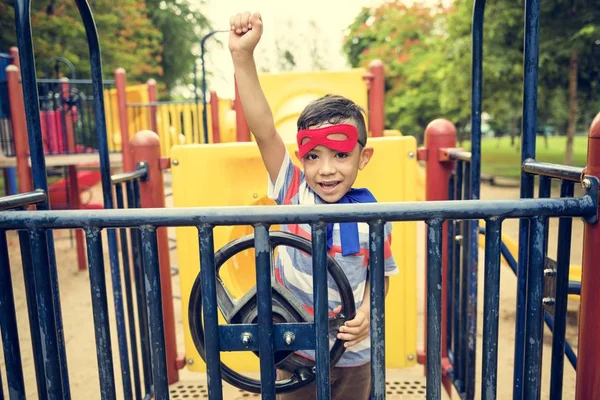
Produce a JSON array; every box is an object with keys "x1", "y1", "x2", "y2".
[
  {"x1": 449, "y1": 150, "x2": 472, "y2": 162},
  {"x1": 110, "y1": 165, "x2": 147, "y2": 184},
  {"x1": 568, "y1": 281, "x2": 581, "y2": 295},
  {"x1": 0, "y1": 189, "x2": 47, "y2": 210},
  {"x1": 218, "y1": 323, "x2": 315, "y2": 351},
  {"x1": 35, "y1": 78, "x2": 116, "y2": 85},
  {"x1": 522, "y1": 159, "x2": 584, "y2": 182},
  {"x1": 0, "y1": 196, "x2": 594, "y2": 230},
  {"x1": 127, "y1": 100, "x2": 198, "y2": 107}
]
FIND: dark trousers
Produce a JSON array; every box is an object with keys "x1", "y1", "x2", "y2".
[{"x1": 276, "y1": 362, "x2": 371, "y2": 400}]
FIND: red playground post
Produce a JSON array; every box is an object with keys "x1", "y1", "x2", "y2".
[
  {"x1": 418, "y1": 119, "x2": 457, "y2": 395},
  {"x1": 233, "y1": 75, "x2": 250, "y2": 142},
  {"x1": 576, "y1": 111, "x2": 600, "y2": 399},
  {"x1": 368, "y1": 59, "x2": 385, "y2": 138},
  {"x1": 130, "y1": 130, "x2": 179, "y2": 384},
  {"x1": 6, "y1": 63, "x2": 32, "y2": 194},
  {"x1": 209, "y1": 90, "x2": 221, "y2": 143}
]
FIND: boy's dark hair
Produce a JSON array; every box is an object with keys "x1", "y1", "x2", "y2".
[{"x1": 297, "y1": 94, "x2": 368, "y2": 147}]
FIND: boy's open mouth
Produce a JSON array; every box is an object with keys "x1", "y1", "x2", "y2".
[{"x1": 318, "y1": 181, "x2": 341, "y2": 192}]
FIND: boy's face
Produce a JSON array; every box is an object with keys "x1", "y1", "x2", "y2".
[{"x1": 296, "y1": 121, "x2": 373, "y2": 203}]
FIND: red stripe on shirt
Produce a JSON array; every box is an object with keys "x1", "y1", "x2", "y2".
[{"x1": 283, "y1": 165, "x2": 302, "y2": 205}]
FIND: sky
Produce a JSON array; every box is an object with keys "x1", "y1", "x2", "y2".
[{"x1": 194, "y1": 0, "x2": 393, "y2": 99}]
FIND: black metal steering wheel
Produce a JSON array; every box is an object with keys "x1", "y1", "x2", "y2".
[{"x1": 188, "y1": 231, "x2": 356, "y2": 394}]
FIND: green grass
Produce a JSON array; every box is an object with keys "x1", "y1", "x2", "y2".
[{"x1": 462, "y1": 136, "x2": 588, "y2": 180}]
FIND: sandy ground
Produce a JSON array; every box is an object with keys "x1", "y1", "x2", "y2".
[{"x1": 0, "y1": 175, "x2": 584, "y2": 399}]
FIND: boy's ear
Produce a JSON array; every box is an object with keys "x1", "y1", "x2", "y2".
[{"x1": 358, "y1": 147, "x2": 374, "y2": 170}]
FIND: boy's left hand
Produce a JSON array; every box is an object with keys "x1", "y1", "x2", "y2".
[{"x1": 332, "y1": 305, "x2": 370, "y2": 348}]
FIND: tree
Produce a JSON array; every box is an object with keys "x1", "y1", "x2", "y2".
[
  {"x1": 342, "y1": 2, "x2": 449, "y2": 140},
  {"x1": 145, "y1": 0, "x2": 212, "y2": 95},
  {"x1": 0, "y1": 0, "x2": 162, "y2": 83},
  {"x1": 539, "y1": 1, "x2": 600, "y2": 164},
  {"x1": 343, "y1": 0, "x2": 600, "y2": 156}
]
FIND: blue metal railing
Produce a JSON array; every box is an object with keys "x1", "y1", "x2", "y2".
[
  {"x1": 109, "y1": 164, "x2": 150, "y2": 399},
  {"x1": 0, "y1": 190, "x2": 47, "y2": 399},
  {"x1": 445, "y1": 151, "x2": 478, "y2": 398},
  {"x1": 446, "y1": 151, "x2": 588, "y2": 400},
  {"x1": 0, "y1": 192, "x2": 598, "y2": 399}
]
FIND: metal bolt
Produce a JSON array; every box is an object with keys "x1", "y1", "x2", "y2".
[
  {"x1": 186, "y1": 358, "x2": 194, "y2": 365},
  {"x1": 582, "y1": 178, "x2": 592, "y2": 189},
  {"x1": 241, "y1": 332, "x2": 253, "y2": 347},
  {"x1": 407, "y1": 354, "x2": 415, "y2": 361},
  {"x1": 542, "y1": 297, "x2": 555, "y2": 306},
  {"x1": 283, "y1": 332, "x2": 295, "y2": 346},
  {"x1": 172, "y1": 159, "x2": 179, "y2": 166},
  {"x1": 543, "y1": 268, "x2": 556, "y2": 277},
  {"x1": 408, "y1": 151, "x2": 415, "y2": 159},
  {"x1": 253, "y1": 193, "x2": 258, "y2": 199}
]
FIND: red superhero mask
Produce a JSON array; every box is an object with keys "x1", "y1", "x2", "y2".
[{"x1": 296, "y1": 124, "x2": 362, "y2": 158}]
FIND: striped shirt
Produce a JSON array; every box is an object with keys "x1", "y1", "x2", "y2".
[{"x1": 267, "y1": 151, "x2": 398, "y2": 367}]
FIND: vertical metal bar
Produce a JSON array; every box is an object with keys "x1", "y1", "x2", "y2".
[
  {"x1": 29, "y1": 228, "x2": 63, "y2": 399},
  {"x1": 453, "y1": 161, "x2": 463, "y2": 387},
  {"x1": 84, "y1": 228, "x2": 117, "y2": 400},
  {"x1": 0, "y1": 229, "x2": 26, "y2": 398},
  {"x1": 140, "y1": 227, "x2": 169, "y2": 399},
  {"x1": 115, "y1": 183, "x2": 142, "y2": 399},
  {"x1": 426, "y1": 219, "x2": 443, "y2": 400},
  {"x1": 549, "y1": 181, "x2": 574, "y2": 399},
  {"x1": 481, "y1": 218, "x2": 502, "y2": 400},
  {"x1": 17, "y1": 230, "x2": 47, "y2": 395},
  {"x1": 134, "y1": 227, "x2": 152, "y2": 394},
  {"x1": 470, "y1": 7, "x2": 486, "y2": 391},
  {"x1": 69, "y1": 3, "x2": 131, "y2": 395},
  {"x1": 311, "y1": 223, "x2": 330, "y2": 399},
  {"x1": 466, "y1": 217, "x2": 478, "y2": 400},
  {"x1": 538, "y1": 176, "x2": 551, "y2": 255},
  {"x1": 524, "y1": 216, "x2": 546, "y2": 399},
  {"x1": 45, "y1": 230, "x2": 70, "y2": 399},
  {"x1": 515, "y1": 0, "x2": 541, "y2": 396},
  {"x1": 106, "y1": 225, "x2": 133, "y2": 399},
  {"x1": 446, "y1": 175, "x2": 455, "y2": 355},
  {"x1": 198, "y1": 225, "x2": 223, "y2": 400},
  {"x1": 452, "y1": 220, "x2": 461, "y2": 369},
  {"x1": 254, "y1": 224, "x2": 276, "y2": 400},
  {"x1": 459, "y1": 162, "x2": 471, "y2": 394},
  {"x1": 471, "y1": 0, "x2": 485, "y2": 203},
  {"x1": 127, "y1": 181, "x2": 152, "y2": 394},
  {"x1": 12, "y1": 4, "x2": 72, "y2": 391},
  {"x1": 368, "y1": 221, "x2": 386, "y2": 400}
]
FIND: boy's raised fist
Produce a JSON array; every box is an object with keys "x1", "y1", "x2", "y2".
[{"x1": 229, "y1": 12, "x2": 263, "y2": 56}]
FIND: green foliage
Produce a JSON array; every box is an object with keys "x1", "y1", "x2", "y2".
[
  {"x1": 342, "y1": 3, "x2": 449, "y2": 138},
  {"x1": 145, "y1": 0, "x2": 212, "y2": 95},
  {"x1": 342, "y1": 0, "x2": 600, "y2": 144},
  {"x1": 466, "y1": 136, "x2": 588, "y2": 179},
  {"x1": 1, "y1": 0, "x2": 162, "y2": 83},
  {"x1": 1, "y1": 0, "x2": 213, "y2": 97}
]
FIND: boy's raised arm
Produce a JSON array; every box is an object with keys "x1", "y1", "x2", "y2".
[{"x1": 229, "y1": 12, "x2": 286, "y2": 182}]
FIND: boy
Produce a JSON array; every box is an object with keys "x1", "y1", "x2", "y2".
[{"x1": 229, "y1": 11, "x2": 398, "y2": 399}]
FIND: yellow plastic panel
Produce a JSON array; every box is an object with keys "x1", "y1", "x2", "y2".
[
  {"x1": 171, "y1": 136, "x2": 418, "y2": 373},
  {"x1": 258, "y1": 69, "x2": 369, "y2": 143}
]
